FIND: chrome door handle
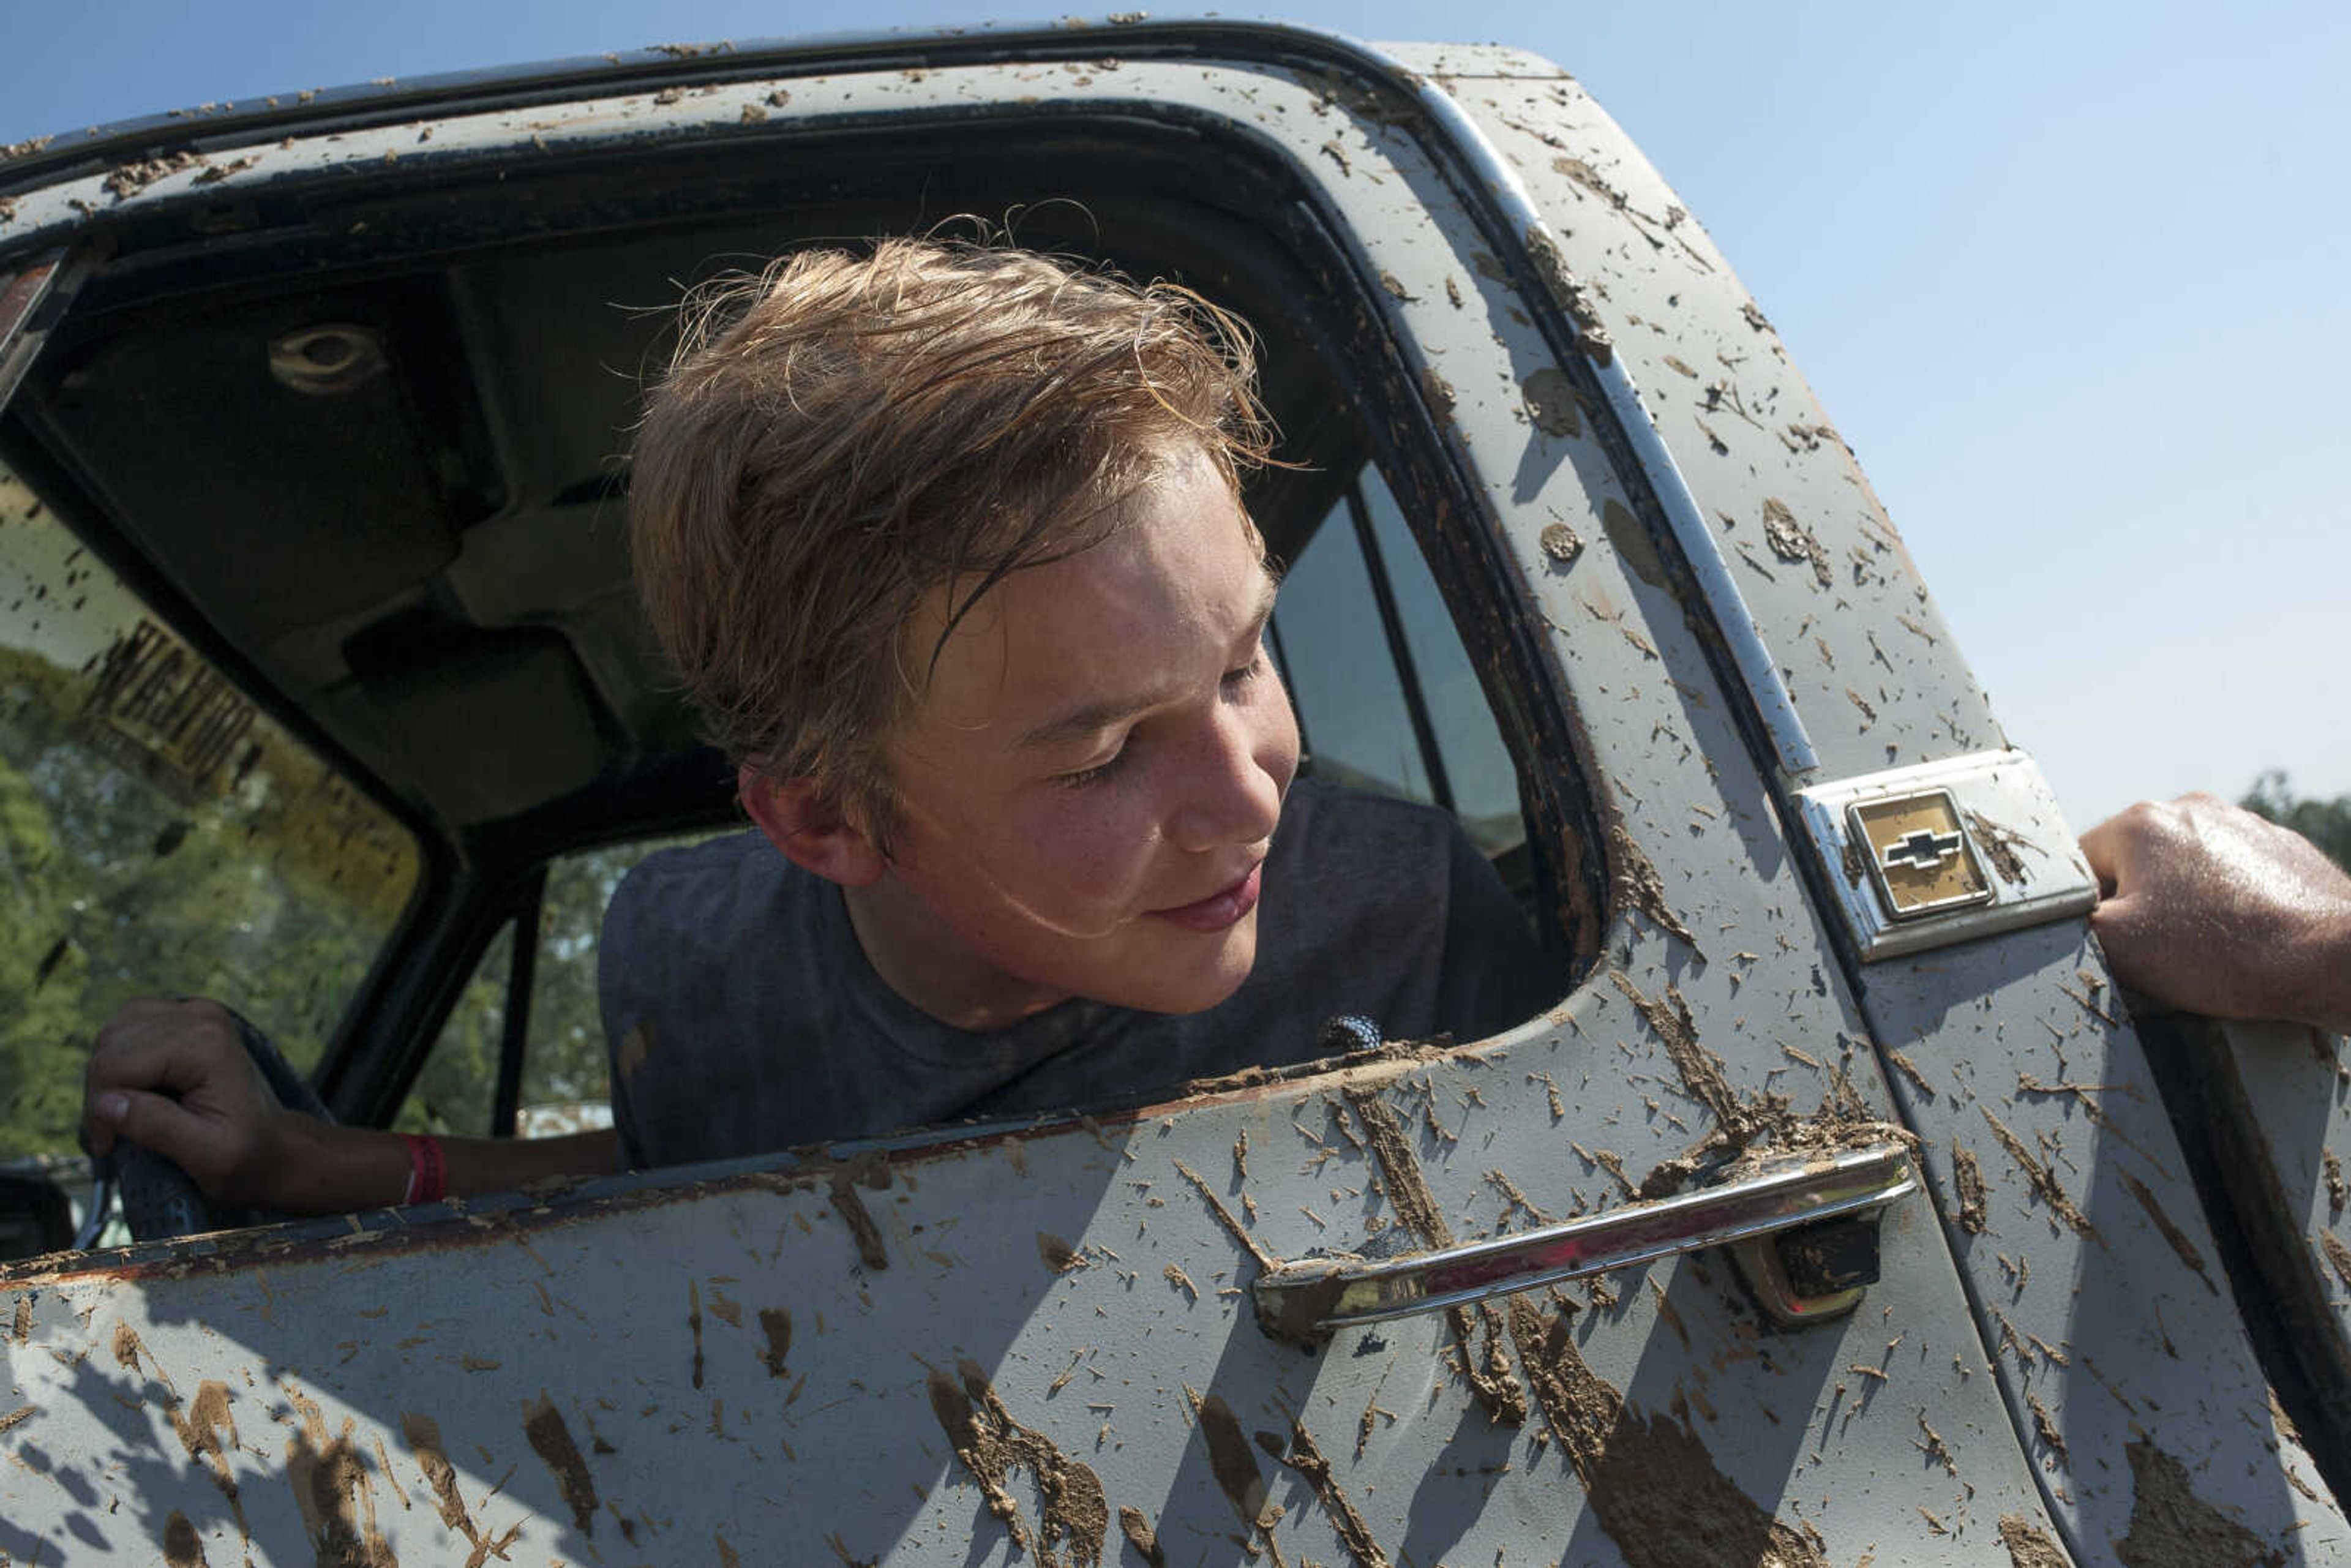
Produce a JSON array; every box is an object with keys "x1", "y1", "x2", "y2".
[{"x1": 1253, "y1": 1144, "x2": 1915, "y2": 1340}]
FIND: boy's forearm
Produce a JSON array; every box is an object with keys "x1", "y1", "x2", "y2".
[{"x1": 268, "y1": 1118, "x2": 622, "y2": 1214}]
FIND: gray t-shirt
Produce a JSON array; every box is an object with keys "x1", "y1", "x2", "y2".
[{"x1": 598, "y1": 781, "x2": 1553, "y2": 1168}]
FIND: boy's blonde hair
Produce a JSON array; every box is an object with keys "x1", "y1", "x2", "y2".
[{"x1": 631, "y1": 237, "x2": 1274, "y2": 842}]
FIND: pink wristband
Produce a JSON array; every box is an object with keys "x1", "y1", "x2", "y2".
[{"x1": 398, "y1": 1133, "x2": 448, "y2": 1206}]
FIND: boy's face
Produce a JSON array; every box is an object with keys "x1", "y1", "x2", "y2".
[{"x1": 848, "y1": 444, "x2": 1299, "y2": 1029}]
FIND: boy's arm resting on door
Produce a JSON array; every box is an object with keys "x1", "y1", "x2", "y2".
[
  {"x1": 2081, "y1": 793, "x2": 2351, "y2": 1035},
  {"x1": 81, "y1": 997, "x2": 621, "y2": 1215}
]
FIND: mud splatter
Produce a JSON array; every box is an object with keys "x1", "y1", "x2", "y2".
[
  {"x1": 1344, "y1": 1089, "x2": 1449, "y2": 1242},
  {"x1": 1761, "y1": 498, "x2": 1831, "y2": 588},
  {"x1": 114, "y1": 1320, "x2": 170, "y2": 1389},
  {"x1": 1174, "y1": 1158, "x2": 1273, "y2": 1269},
  {"x1": 1038, "y1": 1232, "x2": 1081, "y2": 1273},
  {"x1": 1540, "y1": 522, "x2": 1584, "y2": 565},
  {"x1": 927, "y1": 1359, "x2": 1108, "y2": 1567},
  {"x1": 1981, "y1": 1108, "x2": 2097, "y2": 1241},
  {"x1": 11, "y1": 1294, "x2": 29, "y2": 1342},
  {"x1": 2322, "y1": 1232, "x2": 2351, "y2": 1294},
  {"x1": 1421, "y1": 367, "x2": 1457, "y2": 418},
  {"x1": 828, "y1": 1160, "x2": 891, "y2": 1271},
  {"x1": 1601, "y1": 498, "x2": 1670, "y2": 591},
  {"x1": 402, "y1": 1413, "x2": 517, "y2": 1566},
  {"x1": 757, "y1": 1307, "x2": 793, "y2": 1377},
  {"x1": 615, "y1": 1022, "x2": 652, "y2": 1082},
  {"x1": 1346, "y1": 1087, "x2": 1527, "y2": 1424},
  {"x1": 1263, "y1": 1419, "x2": 1390, "y2": 1568},
  {"x1": 286, "y1": 1389, "x2": 397, "y2": 1566},
  {"x1": 2025, "y1": 1393, "x2": 2069, "y2": 1469},
  {"x1": 160, "y1": 1378, "x2": 251, "y2": 1545},
  {"x1": 1523, "y1": 367, "x2": 1583, "y2": 437},
  {"x1": 1523, "y1": 224, "x2": 1614, "y2": 364},
  {"x1": 522, "y1": 1392, "x2": 598, "y2": 1536},
  {"x1": 0, "y1": 1404, "x2": 34, "y2": 1436},
  {"x1": 1609, "y1": 973, "x2": 1745, "y2": 1137},
  {"x1": 1886, "y1": 1051, "x2": 1936, "y2": 1101},
  {"x1": 1117, "y1": 1505, "x2": 1168, "y2": 1568},
  {"x1": 1195, "y1": 1392, "x2": 1279, "y2": 1543},
  {"x1": 1607, "y1": 826, "x2": 1700, "y2": 949},
  {"x1": 1507, "y1": 1296, "x2": 1828, "y2": 1568},
  {"x1": 2326, "y1": 1152, "x2": 2347, "y2": 1223},
  {"x1": 1952, "y1": 1144, "x2": 1989, "y2": 1235},
  {"x1": 1164, "y1": 1264, "x2": 1199, "y2": 1302},
  {"x1": 1485, "y1": 1168, "x2": 1552, "y2": 1227},
  {"x1": 1965, "y1": 811, "x2": 2033, "y2": 886},
  {"x1": 103, "y1": 150, "x2": 209, "y2": 199},
  {"x1": 1915, "y1": 1411, "x2": 1957, "y2": 1476},
  {"x1": 163, "y1": 1509, "x2": 210, "y2": 1567},
  {"x1": 688, "y1": 1279, "x2": 707, "y2": 1389},
  {"x1": 401, "y1": 1413, "x2": 471, "y2": 1534},
  {"x1": 2113, "y1": 1438, "x2": 2285, "y2": 1567},
  {"x1": 1997, "y1": 1514, "x2": 2069, "y2": 1568},
  {"x1": 2117, "y1": 1170, "x2": 2218, "y2": 1296}
]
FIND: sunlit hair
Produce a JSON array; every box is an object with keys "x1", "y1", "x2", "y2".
[{"x1": 630, "y1": 234, "x2": 1275, "y2": 844}]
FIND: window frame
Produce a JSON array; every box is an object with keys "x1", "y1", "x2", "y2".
[{"x1": 5, "y1": 73, "x2": 1611, "y2": 1142}]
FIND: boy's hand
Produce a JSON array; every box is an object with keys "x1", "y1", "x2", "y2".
[
  {"x1": 83, "y1": 997, "x2": 304, "y2": 1209},
  {"x1": 2082, "y1": 793, "x2": 2351, "y2": 1035}
]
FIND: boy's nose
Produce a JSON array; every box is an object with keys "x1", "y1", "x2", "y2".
[{"x1": 1168, "y1": 705, "x2": 1289, "y2": 853}]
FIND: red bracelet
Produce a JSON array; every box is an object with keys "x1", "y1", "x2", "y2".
[{"x1": 398, "y1": 1133, "x2": 448, "y2": 1206}]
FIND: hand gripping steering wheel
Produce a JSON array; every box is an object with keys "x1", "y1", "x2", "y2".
[{"x1": 84, "y1": 1008, "x2": 337, "y2": 1244}]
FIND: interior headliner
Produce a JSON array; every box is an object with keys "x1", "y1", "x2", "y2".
[{"x1": 4, "y1": 114, "x2": 1384, "y2": 869}]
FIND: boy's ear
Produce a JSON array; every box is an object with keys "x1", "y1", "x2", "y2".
[{"x1": 739, "y1": 765, "x2": 886, "y2": 887}]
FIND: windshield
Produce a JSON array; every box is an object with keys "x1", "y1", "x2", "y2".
[{"x1": 0, "y1": 458, "x2": 421, "y2": 1160}]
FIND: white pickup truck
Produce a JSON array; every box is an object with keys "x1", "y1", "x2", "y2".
[{"x1": 3, "y1": 20, "x2": 2346, "y2": 1566}]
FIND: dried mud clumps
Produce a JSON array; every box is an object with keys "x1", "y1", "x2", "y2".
[
  {"x1": 1508, "y1": 1296, "x2": 1829, "y2": 1568},
  {"x1": 522, "y1": 1393, "x2": 599, "y2": 1535},
  {"x1": 1760, "y1": 498, "x2": 1831, "y2": 588},
  {"x1": 1116, "y1": 1506, "x2": 1167, "y2": 1568},
  {"x1": 1952, "y1": 1143, "x2": 1990, "y2": 1235},
  {"x1": 2113, "y1": 1438, "x2": 2287, "y2": 1568},
  {"x1": 1980, "y1": 1108, "x2": 2096, "y2": 1240},
  {"x1": 1523, "y1": 367, "x2": 1584, "y2": 438},
  {"x1": 1261, "y1": 1419, "x2": 1391, "y2": 1568},
  {"x1": 928, "y1": 1359, "x2": 1108, "y2": 1568},
  {"x1": 1995, "y1": 1514, "x2": 2069, "y2": 1568},
  {"x1": 1607, "y1": 827, "x2": 1700, "y2": 951},
  {"x1": 1523, "y1": 225, "x2": 1614, "y2": 366},
  {"x1": 1344, "y1": 1087, "x2": 1529, "y2": 1425}
]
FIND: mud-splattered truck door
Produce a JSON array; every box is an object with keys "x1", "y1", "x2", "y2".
[{"x1": 1, "y1": 22, "x2": 2341, "y2": 1566}]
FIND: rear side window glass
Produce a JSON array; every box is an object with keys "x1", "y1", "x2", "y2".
[
  {"x1": 396, "y1": 829, "x2": 730, "y2": 1138},
  {"x1": 1355, "y1": 471, "x2": 1523, "y2": 854},
  {"x1": 0, "y1": 460, "x2": 422, "y2": 1159},
  {"x1": 396, "y1": 918, "x2": 515, "y2": 1138},
  {"x1": 514, "y1": 842, "x2": 646, "y2": 1127},
  {"x1": 1272, "y1": 464, "x2": 1526, "y2": 858}
]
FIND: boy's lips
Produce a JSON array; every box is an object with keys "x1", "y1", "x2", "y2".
[{"x1": 1149, "y1": 861, "x2": 1263, "y2": 933}]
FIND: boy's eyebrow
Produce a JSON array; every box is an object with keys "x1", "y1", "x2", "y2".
[{"x1": 1016, "y1": 574, "x2": 1279, "y2": 752}]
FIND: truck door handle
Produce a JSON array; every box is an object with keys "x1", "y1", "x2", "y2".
[{"x1": 1253, "y1": 1144, "x2": 1916, "y2": 1341}]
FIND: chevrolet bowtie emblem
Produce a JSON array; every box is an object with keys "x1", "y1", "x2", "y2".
[
  {"x1": 1847, "y1": 790, "x2": 1993, "y2": 921},
  {"x1": 1881, "y1": 828, "x2": 1964, "y2": 873}
]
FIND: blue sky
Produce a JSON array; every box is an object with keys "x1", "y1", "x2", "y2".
[{"x1": 6, "y1": 1, "x2": 2345, "y2": 829}]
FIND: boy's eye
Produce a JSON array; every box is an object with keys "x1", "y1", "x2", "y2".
[
  {"x1": 1222, "y1": 648, "x2": 1267, "y2": 689},
  {"x1": 1057, "y1": 745, "x2": 1129, "y2": 789}
]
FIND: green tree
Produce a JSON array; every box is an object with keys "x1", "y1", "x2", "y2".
[{"x1": 2242, "y1": 771, "x2": 2351, "y2": 871}]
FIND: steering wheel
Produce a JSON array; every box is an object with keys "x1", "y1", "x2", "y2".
[{"x1": 111, "y1": 1009, "x2": 335, "y2": 1243}]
